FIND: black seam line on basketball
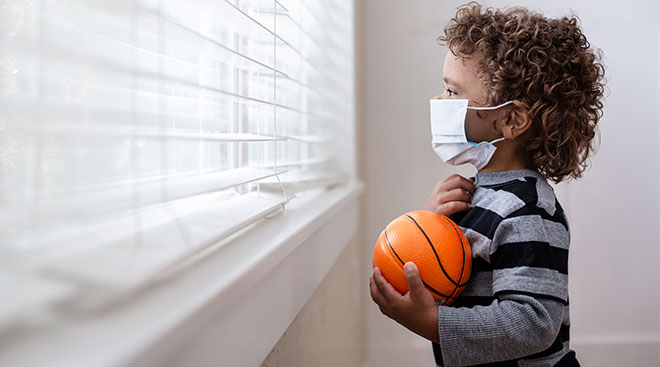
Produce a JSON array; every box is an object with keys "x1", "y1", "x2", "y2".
[
  {"x1": 439, "y1": 215, "x2": 466, "y2": 301},
  {"x1": 404, "y1": 214, "x2": 460, "y2": 287},
  {"x1": 441, "y1": 215, "x2": 462, "y2": 302},
  {"x1": 441, "y1": 214, "x2": 470, "y2": 289},
  {"x1": 384, "y1": 229, "x2": 455, "y2": 300}
]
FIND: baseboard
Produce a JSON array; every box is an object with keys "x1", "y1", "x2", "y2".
[
  {"x1": 572, "y1": 334, "x2": 659, "y2": 367},
  {"x1": 363, "y1": 344, "x2": 436, "y2": 367},
  {"x1": 362, "y1": 335, "x2": 660, "y2": 367}
]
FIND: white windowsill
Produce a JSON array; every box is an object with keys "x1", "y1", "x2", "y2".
[{"x1": 0, "y1": 182, "x2": 364, "y2": 367}]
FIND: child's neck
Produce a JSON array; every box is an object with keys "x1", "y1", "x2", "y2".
[{"x1": 478, "y1": 141, "x2": 528, "y2": 173}]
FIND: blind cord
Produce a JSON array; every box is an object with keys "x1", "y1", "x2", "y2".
[{"x1": 266, "y1": 0, "x2": 287, "y2": 220}]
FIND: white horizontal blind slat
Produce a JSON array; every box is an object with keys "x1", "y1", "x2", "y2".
[
  {"x1": 0, "y1": 168, "x2": 288, "y2": 245},
  {"x1": 43, "y1": 193, "x2": 287, "y2": 294}
]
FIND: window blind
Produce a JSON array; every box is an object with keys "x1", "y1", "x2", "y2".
[{"x1": 0, "y1": 0, "x2": 354, "y2": 321}]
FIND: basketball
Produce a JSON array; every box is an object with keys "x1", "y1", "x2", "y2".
[{"x1": 372, "y1": 210, "x2": 472, "y2": 305}]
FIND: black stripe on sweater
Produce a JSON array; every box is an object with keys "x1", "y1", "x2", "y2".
[
  {"x1": 555, "y1": 351, "x2": 581, "y2": 366},
  {"x1": 491, "y1": 241, "x2": 569, "y2": 274},
  {"x1": 452, "y1": 206, "x2": 504, "y2": 240},
  {"x1": 472, "y1": 257, "x2": 493, "y2": 272},
  {"x1": 450, "y1": 295, "x2": 495, "y2": 307},
  {"x1": 508, "y1": 204, "x2": 568, "y2": 230}
]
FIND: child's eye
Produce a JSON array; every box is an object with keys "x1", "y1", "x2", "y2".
[{"x1": 446, "y1": 88, "x2": 457, "y2": 97}]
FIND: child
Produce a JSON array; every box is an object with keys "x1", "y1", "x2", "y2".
[{"x1": 369, "y1": 2, "x2": 604, "y2": 366}]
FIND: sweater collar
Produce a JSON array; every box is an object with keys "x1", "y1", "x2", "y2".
[{"x1": 474, "y1": 169, "x2": 545, "y2": 186}]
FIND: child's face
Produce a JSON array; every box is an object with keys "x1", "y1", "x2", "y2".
[{"x1": 434, "y1": 52, "x2": 504, "y2": 143}]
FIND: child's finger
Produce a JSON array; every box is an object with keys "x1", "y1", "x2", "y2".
[
  {"x1": 369, "y1": 273, "x2": 392, "y2": 315},
  {"x1": 403, "y1": 262, "x2": 426, "y2": 301},
  {"x1": 445, "y1": 174, "x2": 475, "y2": 195},
  {"x1": 440, "y1": 201, "x2": 471, "y2": 216},
  {"x1": 372, "y1": 267, "x2": 400, "y2": 303},
  {"x1": 369, "y1": 275, "x2": 383, "y2": 302},
  {"x1": 370, "y1": 276, "x2": 396, "y2": 318},
  {"x1": 439, "y1": 188, "x2": 473, "y2": 206}
]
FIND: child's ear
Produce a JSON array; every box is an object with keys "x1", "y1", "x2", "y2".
[{"x1": 501, "y1": 106, "x2": 532, "y2": 140}]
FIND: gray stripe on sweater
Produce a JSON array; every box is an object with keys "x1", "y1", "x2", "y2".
[
  {"x1": 493, "y1": 267, "x2": 568, "y2": 301},
  {"x1": 492, "y1": 215, "x2": 569, "y2": 250},
  {"x1": 472, "y1": 186, "x2": 525, "y2": 217},
  {"x1": 535, "y1": 178, "x2": 558, "y2": 216},
  {"x1": 461, "y1": 227, "x2": 492, "y2": 262}
]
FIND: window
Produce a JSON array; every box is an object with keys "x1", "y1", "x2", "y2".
[{"x1": 0, "y1": 0, "x2": 354, "y2": 325}]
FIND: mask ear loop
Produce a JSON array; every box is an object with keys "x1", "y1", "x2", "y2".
[
  {"x1": 465, "y1": 100, "x2": 516, "y2": 146},
  {"x1": 469, "y1": 101, "x2": 516, "y2": 144},
  {"x1": 466, "y1": 100, "x2": 515, "y2": 111},
  {"x1": 489, "y1": 136, "x2": 506, "y2": 145}
]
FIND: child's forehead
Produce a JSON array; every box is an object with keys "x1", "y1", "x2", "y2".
[{"x1": 443, "y1": 53, "x2": 480, "y2": 82}]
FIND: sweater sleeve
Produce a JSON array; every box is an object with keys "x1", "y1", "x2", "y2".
[{"x1": 436, "y1": 295, "x2": 565, "y2": 367}]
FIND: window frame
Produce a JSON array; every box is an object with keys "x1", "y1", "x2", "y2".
[{"x1": 0, "y1": 183, "x2": 362, "y2": 366}]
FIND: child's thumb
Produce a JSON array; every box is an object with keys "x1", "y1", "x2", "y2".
[{"x1": 404, "y1": 262, "x2": 425, "y2": 297}]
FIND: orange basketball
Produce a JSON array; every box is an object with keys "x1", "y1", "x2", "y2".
[{"x1": 372, "y1": 210, "x2": 471, "y2": 305}]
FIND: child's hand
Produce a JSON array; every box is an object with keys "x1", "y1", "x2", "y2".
[
  {"x1": 369, "y1": 262, "x2": 440, "y2": 343},
  {"x1": 423, "y1": 174, "x2": 475, "y2": 216}
]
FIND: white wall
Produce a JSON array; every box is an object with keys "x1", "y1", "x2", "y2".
[
  {"x1": 361, "y1": 1, "x2": 660, "y2": 366},
  {"x1": 362, "y1": 1, "x2": 474, "y2": 365}
]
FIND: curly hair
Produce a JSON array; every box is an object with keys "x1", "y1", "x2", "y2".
[{"x1": 438, "y1": 2, "x2": 605, "y2": 182}]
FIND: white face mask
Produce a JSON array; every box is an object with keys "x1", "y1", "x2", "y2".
[{"x1": 430, "y1": 99, "x2": 514, "y2": 170}]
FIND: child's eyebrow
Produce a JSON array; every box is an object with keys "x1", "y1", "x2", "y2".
[{"x1": 443, "y1": 76, "x2": 461, "y2": 88}]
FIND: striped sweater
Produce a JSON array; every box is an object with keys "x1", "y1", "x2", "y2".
[{"x1": 432, "y1": 169, "x2": 580, "y2": 367}]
